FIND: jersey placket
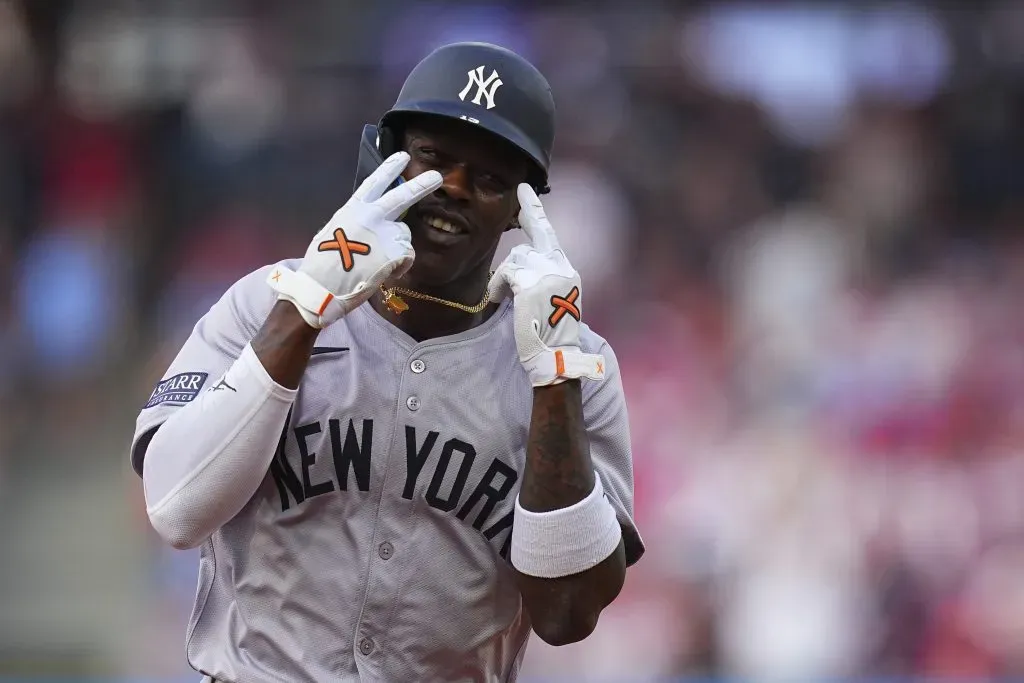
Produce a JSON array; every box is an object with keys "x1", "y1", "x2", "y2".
[{"x1": 351, "y1": 347, "x2": 433, "y2": 678}]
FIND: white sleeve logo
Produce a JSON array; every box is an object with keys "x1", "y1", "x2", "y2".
[{"x1": 143, "y1": 372, "x2": 209, "y2": 409}]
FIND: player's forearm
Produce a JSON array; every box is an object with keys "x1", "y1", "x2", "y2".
[
  {"x1": 143, "y1": 344, "x2": 297, "y2": 549},
  {"x1": 515, "y1": 380, "x2": 626, "y2": 645},
  {"x1": 520, "y1": 380, "x2": 594, "y2": 510},
  {"x1": 251, "y1": 301, "x2": 321, "y2": 389}
]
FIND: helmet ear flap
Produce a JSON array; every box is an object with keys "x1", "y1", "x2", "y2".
[
  {"x1": 377, "y1": 125, "x2": 399, "y2": 157},
  {"x1": 353, "y1": 124, "x2": 406, "y2": 194}
]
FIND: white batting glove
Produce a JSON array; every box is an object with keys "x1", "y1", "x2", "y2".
[
  {"x1": 267, "y1": 152, "x2": 442, "y2": 329},
  {"x1": 487, "y1": 184, "x2": 606, "y2": 387}
]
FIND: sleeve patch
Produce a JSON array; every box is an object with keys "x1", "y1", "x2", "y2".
[{"x1": 143, "y1": 372, "x2": 209, "y2": 409}]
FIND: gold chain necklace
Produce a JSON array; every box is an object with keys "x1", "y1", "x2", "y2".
[{"x1": 379, "y1": 273, "x2": 493, "y2": 316}]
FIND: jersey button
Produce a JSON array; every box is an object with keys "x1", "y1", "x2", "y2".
[
  {"x1": 359, "y1": 638, "x2": 374, "y2": 656},
  {"x1": 406, "y1": 396, "x2": 420, "y2": 411},
  {"x1": 410, "y1": 359, "x2": 426, "y2": 373},
  {"x1": 378, "y1": 541, "x2": 394, "y2": 560}
]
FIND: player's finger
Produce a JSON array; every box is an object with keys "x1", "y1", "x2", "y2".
[
  {"x1": 393, "y1": 220, "x2": 412, "y2": 243},
  {"x1": 376, "y1": 170, "x2": 443, "y2": 220},
  {"x1": 392, "y1": 253, "x2": 415, "y2": 280},
  {"x1": 352, "y1": 152, "x2": 410, "y2": 203},
  {"x1": 516, "y1": 183, "x2": 559, "y2": 253},
  {"x1": 380, "y1": 215, "x2": 412, "y2": 242},
  {"x1": 506, "y1": 244, "x2": 532, "y2": 264},
  {"x1": 486, "y1": 263, "x2": 514, "y2": 303}
]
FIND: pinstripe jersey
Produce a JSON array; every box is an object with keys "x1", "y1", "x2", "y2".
[{"x1": 131, "y1": 260, "x2": 644, "y2": 683}]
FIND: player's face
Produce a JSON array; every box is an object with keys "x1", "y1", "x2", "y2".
[{"x1": 399, "y1": 118, "x2": 529, "y2": 287}]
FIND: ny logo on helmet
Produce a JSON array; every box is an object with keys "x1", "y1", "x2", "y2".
[{"x1": 458, "y1": 66, "x2": 503, "y2": 110}]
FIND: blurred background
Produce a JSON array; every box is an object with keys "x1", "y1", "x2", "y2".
[{"x1": 1, "y1": 0, "x2": 1024, "y2": 681}]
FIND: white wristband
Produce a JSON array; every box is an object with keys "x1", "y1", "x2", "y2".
[{"x1": 511, "y1": 472, "x2": 622, "y2": 578}]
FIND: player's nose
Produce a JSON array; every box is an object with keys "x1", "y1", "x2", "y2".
[{"x1": 437, "y1": 164, "x2": 472, "y2": 203}]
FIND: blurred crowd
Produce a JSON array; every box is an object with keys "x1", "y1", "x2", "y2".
[{"x1": 1, "y1": 0, "x2": 1024, "y2": 680}]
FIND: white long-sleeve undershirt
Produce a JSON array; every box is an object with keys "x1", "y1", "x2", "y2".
[{"x1": 142, "y1": 343, "x2": 296, "y2": 549}]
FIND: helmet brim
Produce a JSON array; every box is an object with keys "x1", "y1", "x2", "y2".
[{"x1": 380, "y1": 102, "x2": 550, "y2": 193}]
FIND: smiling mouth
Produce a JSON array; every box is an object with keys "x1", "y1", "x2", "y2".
[{"x1": 422, "y1": 214, "x2": 466, "y2": 235}]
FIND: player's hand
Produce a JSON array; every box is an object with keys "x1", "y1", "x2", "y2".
[
  {"x1": 267, "y1": 152, "x2": 442, "y2": 329},
  {"x1": 487, "y1": 184, "x2": 606, "y2": 386}
]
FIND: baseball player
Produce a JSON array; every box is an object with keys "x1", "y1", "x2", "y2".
[{"x1": 131, "y1": 42, "x2": 643, "y2": 682}]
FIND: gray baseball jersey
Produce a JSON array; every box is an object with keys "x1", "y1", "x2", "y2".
[{"x1": 131, "y1": 260, "x2": 644, "y2": 683}]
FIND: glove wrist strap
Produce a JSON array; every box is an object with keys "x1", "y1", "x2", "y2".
[
  {"x1": 266, "y1": 267, "x2": 334, "y2": 329},
  {"x1": 525, "y1": 347, "x2": 606, "y2": 387}
]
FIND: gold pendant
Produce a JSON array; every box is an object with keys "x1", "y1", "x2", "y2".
[{"x1": 383, "y1": 291, "x2": 409, "y2": 315}]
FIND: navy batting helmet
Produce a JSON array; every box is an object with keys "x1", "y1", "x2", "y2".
[{"x1": 356, "y1": 42, "x2": 555, "y2": 194}]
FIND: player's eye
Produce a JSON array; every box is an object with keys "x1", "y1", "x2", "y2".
[
  {"x1": 477, "y1": 172, "x2": 510, "y2": 194},
  {"x1": 417, "y1": 147, "x2": 440, "y2": 162}
]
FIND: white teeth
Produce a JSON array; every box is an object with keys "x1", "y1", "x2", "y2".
[{"x1": 426, "y1": 216, "x2": 460, "y2": 234}]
